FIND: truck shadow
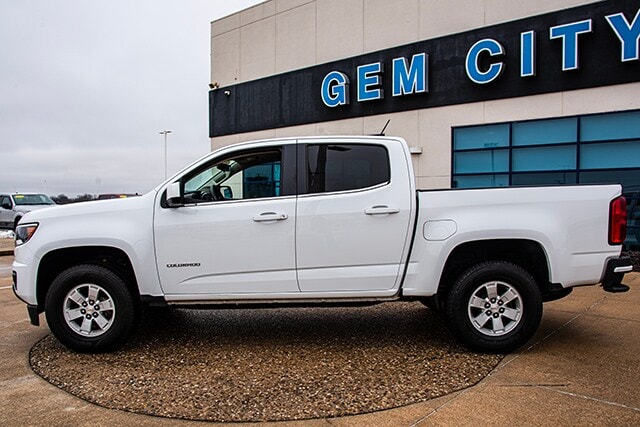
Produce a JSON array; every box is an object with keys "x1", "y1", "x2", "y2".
[
  {"x1": 134, "y1": 302, "x2": 456, "y2": 349},
  {"x1": 30, "y1": 302, "x2": 504, "y2": 422}
]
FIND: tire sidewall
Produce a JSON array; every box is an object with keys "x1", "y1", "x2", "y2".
[
  {"x1": 446, "y1": 262, "x2": 542, "y2": 353},
  {"x1": 45, "y1": 264, "x2": 136, "y2": 353}
]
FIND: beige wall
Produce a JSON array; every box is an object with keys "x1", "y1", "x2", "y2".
[
  {"x1": 210, "y1": 0, "x2": 640, "y2": 189},
  {"x1": 211, "y1": 0, "x2": 601, "y2": 86}
]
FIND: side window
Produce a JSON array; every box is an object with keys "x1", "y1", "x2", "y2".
[
  {"x1": 183, "y1": 148, "x2": 282, "y2": 204},
  {"x1": 307, "y1": 144, "x2": 390, "y2": 194},
  {"x1": 0, "y1": 196, "x2": 9, "y2": 209}
]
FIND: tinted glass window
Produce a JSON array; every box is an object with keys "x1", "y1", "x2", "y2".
[
  {"x1": 580, "y1": 141, "x2": 640, "y2": 169},
  {"x1": 454, "y1": 149, "x2": 509, "y2": 173},
  {"x1": 512, "y1": 118, "x2": 577, "y2": 146},
  {"x1": 580, "y1": 111, "x2": 640, "y2": 142},
  {"x1": 307, "y1": 144, "x2": 389, "y2": 193},
  {"x1": 579, "y1": 169, "x2": 640, "y2": 189},
  {"x1": 453, "y1": 174, "x2": 509, "y2": 188},
  {"x1": 512, "y1": 146, "x2": 576, "y2": 171},
  {"x1": 512, "y1": 172, "x2": 577, "y2": 186},
  {"x1": 454, "y1": 124, "x2": 509, "y2": 150}
]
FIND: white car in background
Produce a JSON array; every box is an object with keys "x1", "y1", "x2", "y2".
[{"x1": 0, "y1": 193, "x2": 57, "y2": 230}]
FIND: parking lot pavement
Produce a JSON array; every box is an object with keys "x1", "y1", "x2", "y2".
[
  {"x1": 0, "y1": 258, "x2": 11, "y2": 280},
  {"x1": 1, "y1": 253, "x2": 639, "y2": 426}
]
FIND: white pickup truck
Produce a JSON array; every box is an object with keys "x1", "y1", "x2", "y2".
[{"x1": 12, "y1": 136, "x2": 632, "y2": 353}]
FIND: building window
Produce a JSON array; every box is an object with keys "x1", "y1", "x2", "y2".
[
  {"x1": 241, "y1": 161, "x2": 281, "y2": 199},
  {"x1": 452, "y1": 110, "x2": 640, "y2": 247},
  {"x1": 452, "y1": 110, "x2": 640, "y2": 190}
]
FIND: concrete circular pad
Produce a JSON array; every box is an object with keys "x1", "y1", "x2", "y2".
[{"x1": 30, "y1": 303, "x2": 503, "y2": 422}]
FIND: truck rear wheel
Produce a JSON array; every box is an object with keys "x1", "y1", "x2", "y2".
[
  {"x1": 445, "y1": 261, "x2": 542, "y2": 353},
  {"x1": 45, "y1": 264, "x2": 137, "y2": 353}
]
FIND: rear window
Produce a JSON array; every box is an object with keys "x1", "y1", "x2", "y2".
[{"x1": 307, "y1": 144, "x2": 390, "y2": 194}]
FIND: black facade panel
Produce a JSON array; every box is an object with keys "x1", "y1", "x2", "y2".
[{"x1": 210, "y1": 1, "x2": 640, "y2": 137}]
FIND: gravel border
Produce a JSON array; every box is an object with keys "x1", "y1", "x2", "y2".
[{"x1": 31, "y1": 303, "x2": 503, "y2": 422}]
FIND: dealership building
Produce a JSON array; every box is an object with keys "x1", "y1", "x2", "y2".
[{"x1": 209, "y1": 0, "x2": 639, "y2": 239}]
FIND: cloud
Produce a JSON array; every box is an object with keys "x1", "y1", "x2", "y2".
[{"x1": 0, "y1": 0, "x2": 260, "y2": 196}]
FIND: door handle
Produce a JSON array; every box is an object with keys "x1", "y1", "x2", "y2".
[
  {"x1": 253, "y1": 212, "x2": 288, "y2": 222},
  {"x1": 364, "y1": 205, "x2": 400, "y2": 215}
]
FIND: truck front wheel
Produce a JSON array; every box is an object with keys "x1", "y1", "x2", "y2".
[
  {"x1": 45, "y1": 264, "x2": 137, "y2": 353},
  {"x1": 445, "y1": 261, "x2": 542, "y2": 353}
]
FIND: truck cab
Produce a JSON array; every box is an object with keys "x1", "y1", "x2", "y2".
[{"x1": 158, "y1": 137, "x2": 414, "y2": 298}]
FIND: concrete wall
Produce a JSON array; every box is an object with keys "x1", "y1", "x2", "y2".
[{"x1": 210, "y1": 0, "x2": 640, "y2": 189}]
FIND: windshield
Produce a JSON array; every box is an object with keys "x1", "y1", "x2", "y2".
[{"x1": 12, "y1": 194, "x2": 56, "y2": 206}]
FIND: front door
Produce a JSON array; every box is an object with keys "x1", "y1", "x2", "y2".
[{"x1": 154, "y1": 144, "x2": 298, "y2": 296}]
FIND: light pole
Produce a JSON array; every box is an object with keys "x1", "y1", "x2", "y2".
[{"x1": 159, "y1": 130, "x2": 172, "y2": 179}]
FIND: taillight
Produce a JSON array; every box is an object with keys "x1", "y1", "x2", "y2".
[{"x1": 609, "y1": 196, "x2": 627, "y2": 245}]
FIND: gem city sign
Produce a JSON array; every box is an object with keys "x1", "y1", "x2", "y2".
[
  {"x1": 320, "y1": 9, "x2": 640, "y2": 108},
  {"x1": 209, "y1": 1, "x2": 640, "y2": 137}
]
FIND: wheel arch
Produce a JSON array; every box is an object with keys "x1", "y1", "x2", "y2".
[
  {"x1": 36, "y1": 246, "x2": 140, "y2": 312},
  {"x1": 436, "y1": 239, "x2": 551, "y2": 308}
]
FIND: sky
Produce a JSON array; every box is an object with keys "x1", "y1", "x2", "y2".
[{"x1": 0, "y1": 0, "x2": 262, "y2": 197}]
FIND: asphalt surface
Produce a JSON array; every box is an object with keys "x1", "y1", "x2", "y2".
[{"x1": 1, "y1": 254, "x2": 640, "y2": 426}]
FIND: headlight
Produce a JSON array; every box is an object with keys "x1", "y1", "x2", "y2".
[{"x1": 15, "y1": 223, "x2": 39, "y2": 246}]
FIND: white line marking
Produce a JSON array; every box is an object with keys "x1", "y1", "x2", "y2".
[{"x1": 539, "y1": 386, "x2": 640, "y2": 412}]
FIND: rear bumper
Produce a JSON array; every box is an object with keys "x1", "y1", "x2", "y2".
[{"x1": 602, "y1": 257, "x2": 633, "y2": 293}]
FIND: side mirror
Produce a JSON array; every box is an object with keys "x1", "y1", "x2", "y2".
[
  {"x1": 220, "y1": 185, "x2": 233, "y2": 199},
  {"x1": 1, "y1": 202, "x2": 11, "y2": 210},
  {"x1": 166, "y1": 182, "x2": 182, "y2": 208}
]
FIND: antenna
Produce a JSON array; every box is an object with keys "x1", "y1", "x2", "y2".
[{"x1": 379, "y1": 119, "x2": 390, "y2": 136}]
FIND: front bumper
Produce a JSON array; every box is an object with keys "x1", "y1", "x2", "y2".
[
  {"x1": 602, "y1": 257, "x2": 633, "y2": 293},
  {"x1": 12, "y1": 243, "x2": 42, "y2": 326},
  {"x1": 11, "y1": 244, "x2": 38, "y2": 306}
]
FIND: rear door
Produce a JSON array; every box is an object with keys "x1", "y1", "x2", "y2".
[{"x1": 295, "y1": 138, "x2": 414, "y2": 292}]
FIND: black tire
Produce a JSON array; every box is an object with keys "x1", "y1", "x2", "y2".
[
  {"x1": 45, "y1": 264, "x2": 138, "y2": 353},
  {"x1": 444, "y1": 261, "x2": 542, "y2": 353}
]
